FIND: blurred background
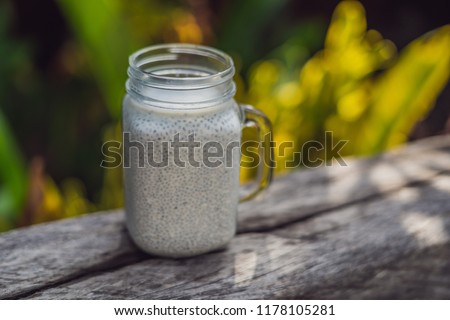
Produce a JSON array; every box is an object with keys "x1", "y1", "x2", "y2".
[{"x1": 0, "y1": 0, "x2": 449, "y2": 231}]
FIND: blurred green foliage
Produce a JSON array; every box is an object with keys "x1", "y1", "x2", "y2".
[
  {"x1": 0, "y1": 0, "x2": 449, "y2": 231},
  {"x1": 218, "y1": 0, "x2": 291, "y2": 68},
  {"x1": 58, "y1": 0, "x2": 135, "y2": 119},
  {"x1": 0, "y1": 112, "x2": 27, "y2": 230},
  {"x1": 0, "y1": 3, "x2": 28, "y2": 230}
]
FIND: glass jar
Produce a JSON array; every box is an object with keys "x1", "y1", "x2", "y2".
[{"x1": 123, "y1": 44, "x2": 272, "y2": 258}]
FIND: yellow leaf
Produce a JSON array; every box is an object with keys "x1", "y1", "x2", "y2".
[{"x1": 362, "y1": 25, "x2": 450, "y2": 153}]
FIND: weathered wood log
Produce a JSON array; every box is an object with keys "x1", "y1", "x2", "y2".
[
  {"x1": 0, "y1": 135, "x2": 450, "y2": 299},
  {"x1": 24, "y1": 175, "x2": 450, "y2": 299}
]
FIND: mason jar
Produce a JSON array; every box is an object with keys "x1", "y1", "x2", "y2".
[{"x1": 123, "y1": 43, "x2": 273, "y2": 258}]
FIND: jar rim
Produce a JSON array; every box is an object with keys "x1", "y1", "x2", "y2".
[{"x1": 128, "y1": 43, "x2": 235, "y2": 90}]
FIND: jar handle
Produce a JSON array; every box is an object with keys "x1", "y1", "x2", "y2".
[{"x1": 239, "y1": 104, "x2": 274, "y2": 202}]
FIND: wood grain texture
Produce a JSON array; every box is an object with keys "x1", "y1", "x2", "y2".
[
  {"x1": 0, "y1": 210, "x2": 145, "y2": 299},
  {"x1": 26, "y1": 174, "x2": 450, "y2": 299},
  {"x1": 238, "y1": 135, "x2": 450, "y2": 232},
  {"x1": 0, "y1": 135, "x2": 450, "y2": 299}
]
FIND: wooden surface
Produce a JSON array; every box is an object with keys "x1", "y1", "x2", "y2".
[{"x1": 1, "y1": 135, "x2": 450, "y2": 299}]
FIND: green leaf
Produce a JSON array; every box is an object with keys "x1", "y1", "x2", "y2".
[
  {"x1": 57, "y1": 0, "x2": 136, "y2": 119},
  {"x1": 0, "y1": 109, "x2": 27, "y2": 230},
  {"x1": 363, "y1": 25, "x2": 450, "y2": 153},
  {"x1": 217, "y1": 0, "x2": 290, "y2": 68}
]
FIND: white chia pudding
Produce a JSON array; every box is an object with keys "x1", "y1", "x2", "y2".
[{"x1": 122, "y1": 95, "x2": 242, "y2": 258}]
